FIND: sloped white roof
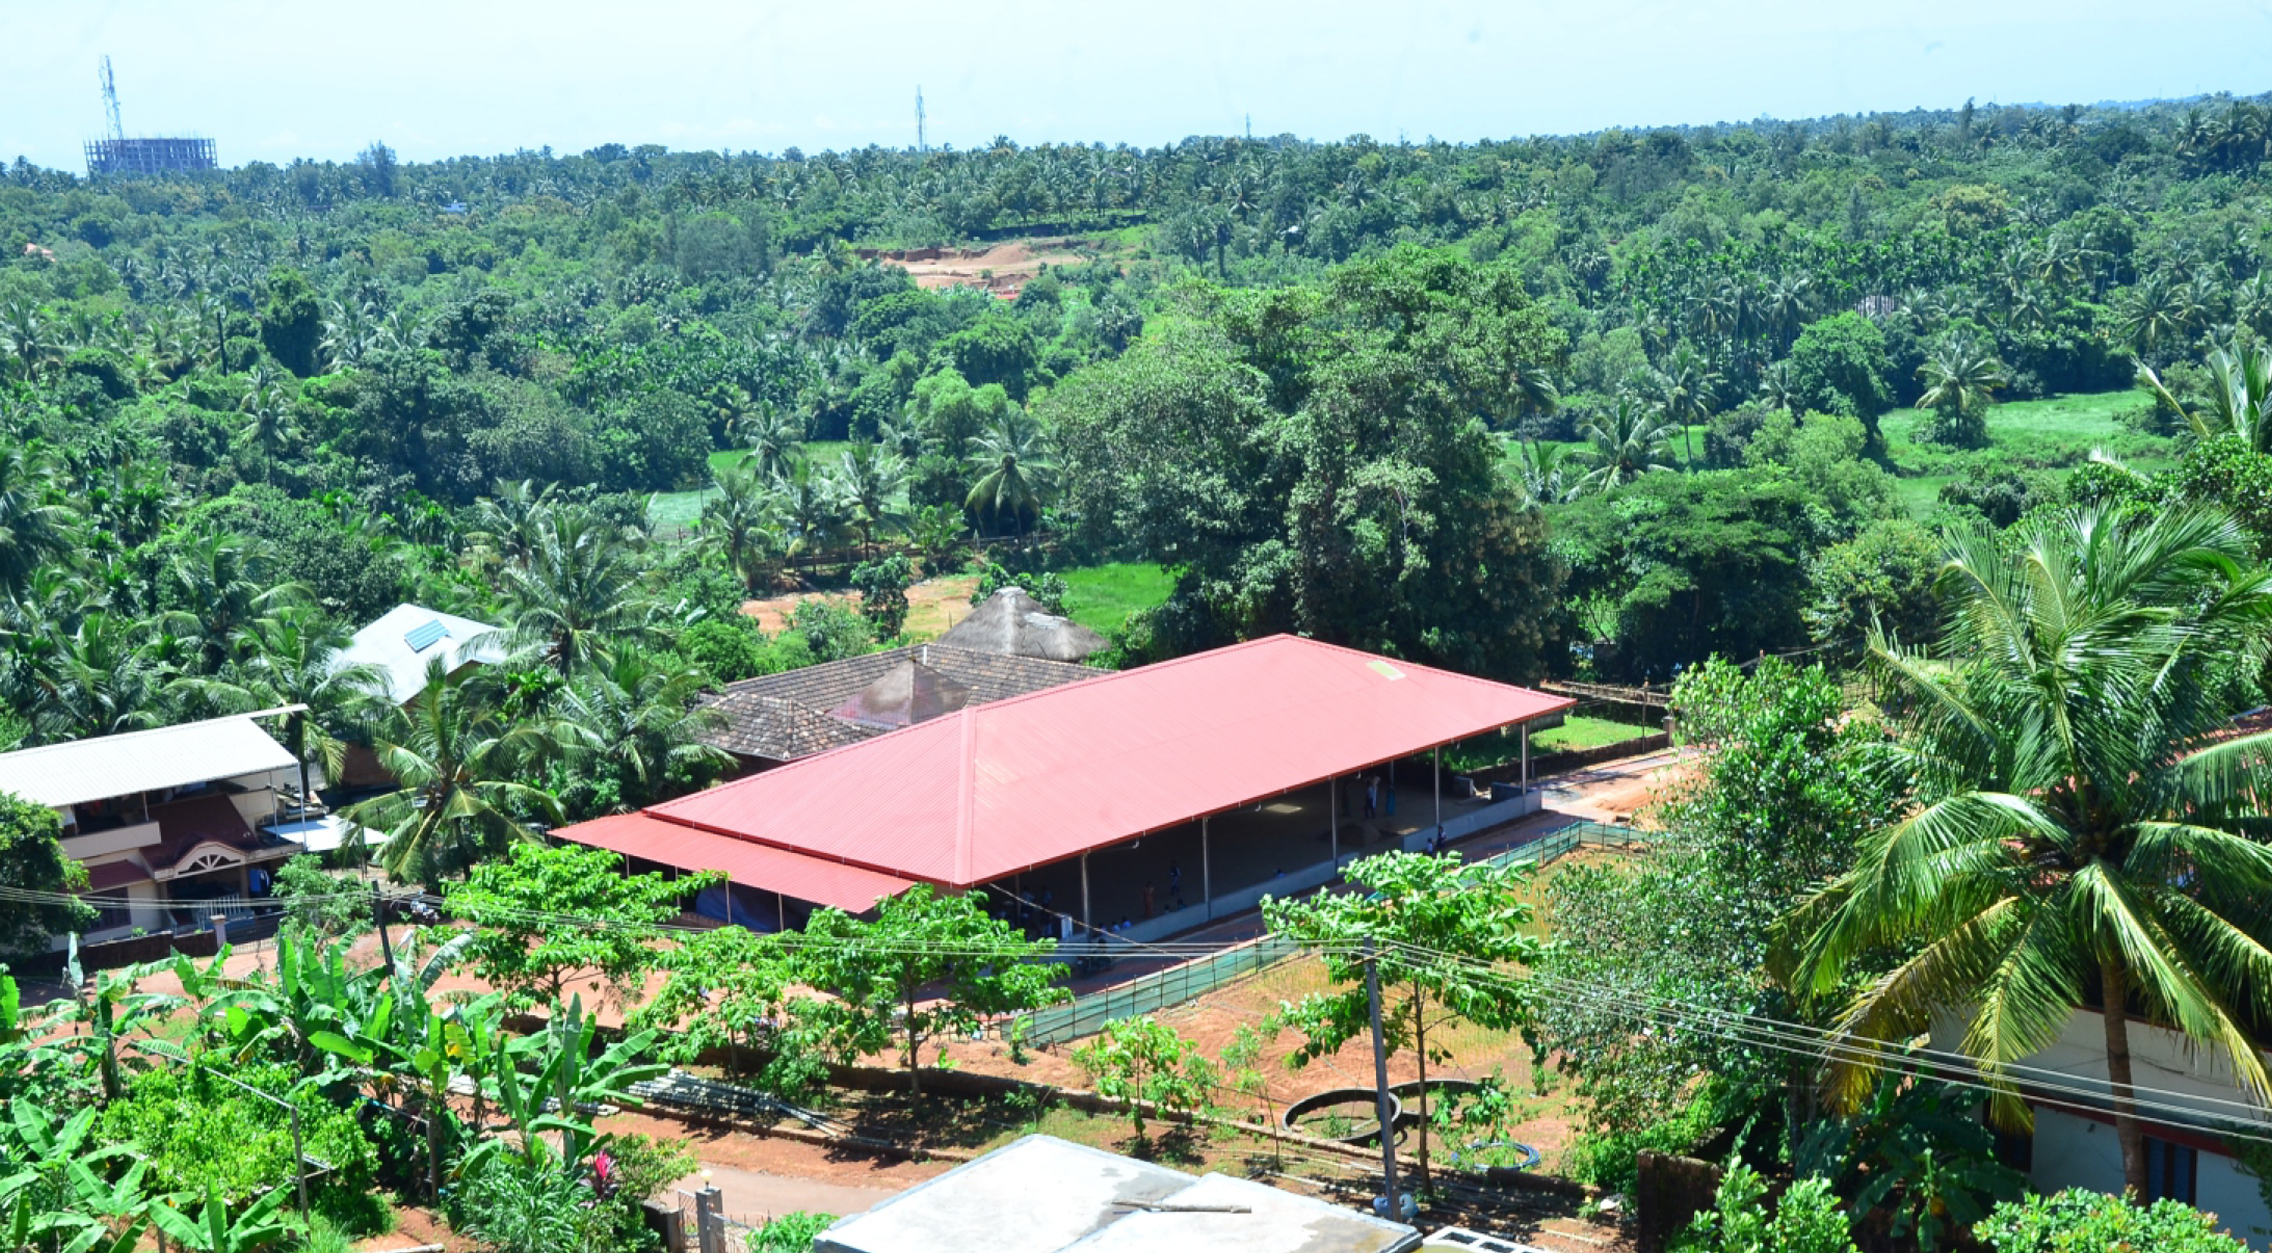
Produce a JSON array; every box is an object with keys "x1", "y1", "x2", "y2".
[
  {"x1": 0, "y1": 715, "x2": 296, "y2": 808},
  {"x1": 342, "y1": 604, "x2": 503, "y2": 703}
]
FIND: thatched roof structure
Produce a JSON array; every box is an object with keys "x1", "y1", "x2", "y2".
[{"x1": 937, "y1": 587, "x2": 1109, "y2": 663}]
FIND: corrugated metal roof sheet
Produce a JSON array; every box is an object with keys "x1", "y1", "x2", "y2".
[
  {"x1": 343, "y1": 603, "x2": 503, "y2": 704},
  {"x1": 563, "y1": 812, "x2": 915, "y2": 913},
  {"x1": 632, "y1": 635, "x2": 1573, "y2": 889},
  {"x1": 0, "y1": 715, "x2": 297, "y2": 808}
]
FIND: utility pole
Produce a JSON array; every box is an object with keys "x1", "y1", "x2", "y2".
[{"x1": 1365, "y1": 938, "x2": 1403, "y2": 1222}]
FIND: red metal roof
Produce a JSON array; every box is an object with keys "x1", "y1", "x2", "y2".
[
  {"x1": 608, "y1": 635, "x2": 1571, "y2": 891},
  {"x1": 562, "y1": 811, "x2": 915, "y2": 913}
]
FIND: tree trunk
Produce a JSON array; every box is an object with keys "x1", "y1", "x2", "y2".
[
  {"x1": 424, "y1": 1088, "x2": 444, "y2": 1200},
  {"x1": 2100, "y1": 960, "x2": 2150, "y2": 1199},
  {"x1": 907, "y1": 992, "x2": 923, "y2": 1096}
]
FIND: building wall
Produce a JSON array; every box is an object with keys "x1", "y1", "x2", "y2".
[
  {"x1": 2030, "y1": 1107, "x2": 2270, "y2": 1247},
  {"x1": 2028, "y1": 1107, "x2": 2125, "y2": 1200}
]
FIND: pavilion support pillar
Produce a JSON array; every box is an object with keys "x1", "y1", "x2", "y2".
[
  {"x1": 1433, "y1": 746, "x2": 1443, "y2": 838},
  {"x1": 1201, "y1": 817, "x2": 1212, "y2": 920},
  {"x1": 1521, "y1": 723, "x2": 1531, "y2": 793},
  {"x1": 1330, "y1": 778, "x2": 1341, "y2": 870},
  {"x1": 1080, "y1": 852, "x2": 1092, "y2": 937}
]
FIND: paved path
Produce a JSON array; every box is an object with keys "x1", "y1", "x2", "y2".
[{"x1": 670, "y1": 1163, "x2": 896, "y2": 1226}]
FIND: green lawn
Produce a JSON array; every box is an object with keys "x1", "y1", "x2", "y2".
[
  {"x1": 650, "y1": 442, "x2": 870, "y2": 533},
  {"x1": 1058, "y1": 562, "x2": 1175, "y2": 636},
  {"x1": 1499, "y1": 390, "x2": 2173, "y2": 521},
  {"x1": 1531, "y1": 715, "x2": 1656, "y2": 753}
]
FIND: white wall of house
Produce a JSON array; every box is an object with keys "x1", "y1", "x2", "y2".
[
  {"x1": 61, "y1": 820, "x2": 160, "y2": 862},
  {"x1": 1933, "y1": 1008, "x2": 2272, "y2": 1248}
]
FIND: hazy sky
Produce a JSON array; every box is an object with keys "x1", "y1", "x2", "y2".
[{"x1": 5, "y1": 0, "x2": 2271, "y2": 171}]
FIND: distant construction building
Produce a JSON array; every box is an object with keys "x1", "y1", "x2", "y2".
[
  {"x1": 82, "y1": 56, "x2": 216, "y2": 178},
  {"x1": 85, "y1": 137, "x2": 217, "y2": 178}
]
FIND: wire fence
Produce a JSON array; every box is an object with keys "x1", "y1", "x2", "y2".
[
  {"x1": 1017, "y1": 933, "x2": 1306, "y2": 1046},
  {"x1": 1014, "y1": 820, "x2": 1668, "y2": 1045},
  {"x1": 1471, "y1": 819, "x2": 1669, "y2": 871}
]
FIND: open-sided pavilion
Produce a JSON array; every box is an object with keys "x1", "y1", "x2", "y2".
[{"x1": 557, "y1": 635, "x2": 1572, "y2": 942}]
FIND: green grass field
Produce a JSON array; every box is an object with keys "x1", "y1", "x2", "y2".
[
  {"x1": 1058, "y1": 562, "x2": 1175, "y2": 636},
  {"x1": 649, "y1": 442, "x2": 868, "y2": 533},
  {"x1": 1879, "y1": 389, "x2": 2171, "y2": 518},
  {"x1": 1531, "y1": 714, "x2": 1657, "y2": 753},
  {"x1": 1499, "y1": 389, "x2": 2172, "y2": 521}
]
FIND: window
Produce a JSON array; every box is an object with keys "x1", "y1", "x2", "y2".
[{"x1": 2145, "y1": 1136, "x2": 2197, "y2": 1206}]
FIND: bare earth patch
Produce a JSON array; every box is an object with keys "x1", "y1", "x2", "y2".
[
  {"x1": 740, "y1": 575, "x2": 980, "y2": 639},
  {"x1": 856, "y1": 239, "x2": 1094, "y2": 299}
]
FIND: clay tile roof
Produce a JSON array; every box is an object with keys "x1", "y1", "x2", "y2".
[
  {"x1": 704, "y1": 693, "x2": 876, "y2": 762},
  {"x1": 832, "y1": 659, "x2": 973, "y2": 730}
]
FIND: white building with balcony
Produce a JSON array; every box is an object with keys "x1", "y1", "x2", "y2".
[{"x1": 0, "y1": 713, "x2": 313, "y2": 944}]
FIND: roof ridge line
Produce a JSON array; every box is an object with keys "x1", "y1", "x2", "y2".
[{"x1": 954, "y1": 708, "x2": 977, "y2": 885}]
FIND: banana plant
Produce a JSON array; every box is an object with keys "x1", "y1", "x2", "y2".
[
  {"x1": 149, "y1": 1186, "x2": 295, "y2": 1253},
  {"x1": 310, "y1": 988, "x2": 502, "y2": 1201},
  {"x1": 0, "y1": 1102, "x2": 144, "y2": 1253},
  {"x1": 3, "y1": 1192, "x2": 155, "y2": 1253},
  {"x1": 48, "y1": 958, "x2": 195, "y2": 1101},
  {"x1": 0, "y1": 975, "x2": 73, "y2": 1102},
  {"x1": 469, "y1": 996, "x2": 664, "y2": 1174}
]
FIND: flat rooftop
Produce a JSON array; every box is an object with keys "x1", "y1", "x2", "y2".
[{"x1": 814, "y1": 1135, "x2": 1420, "y2": 1253}]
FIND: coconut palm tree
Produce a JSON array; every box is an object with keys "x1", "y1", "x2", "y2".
[
  {"x1": 172, "y1": 607, "x2": 385, "y2": 806},
  {"x1": 0, "y1": 300, "x2": 59, "y2": 382},
  {"x1": 1757, "y1": 360, "x2": 1804, "y2": 418},
  {"x1": 1574, "y1": 395, "x2": 1682, "y2": 494},
  {"x1": 1915, "y1": 337, "x2": 2007, "y2": 448},
  {"x1": 550, "y1": 652, "x2": 732, "y2": 813},
  {"x1": 498, "y1": 510, "x2": 660, "y2": 673},
  {"x1": 2137, "y1": 340, "x2": 2272, "y2": 455},
  {"x1": 964, "y1": 409, "x2": 1055, "y2": 536},
  {"x1": 1503, "y1": 361, "x2": 1560, "y2": 435},
  {"x1": 1780, "y1": 504, "x2": 2272, "y2": 1197},
  {"x1": 2115, "y1": 271, "x2": 2190, "y2": 359},
  {"x1": 770, "y1": 458, "x2": 851, "y2": 572},
  {"x1": 0, "y1": 446, "x2": 78, "y2": 600},
  {"x1": 1650, "y1": 345, "x2": 1719, "y2": 468},
  {"x1": 346, "y1": 659, "x2": 562, "y2": 888},
  {"x1": 1511, "y1": 440, "x2": 1576, "y2": 506},
  {"x1": 699, "y1": 466, "x2": 784, "y2": 595},
  {"x1": 733, "y1": 400, "x2": 804, "y2": 482},
  {"x1": 238, "y1": 376, "x2": 297, "y2": 478},
  {"x1": 838, "y1": 443, "x2": 910, "y2": 558},
  {"x1": 30, "y1": 611, "x2": 176, "y2": 742},
  {"x1": 161, "y1": 531, "x2": 307, "y2": 672}
]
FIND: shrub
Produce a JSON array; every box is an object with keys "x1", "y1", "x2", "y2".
[
  {"x1": 98, "y1": 1063, "x2": 386, "y2": 1233},
  {"x1": 1675, "y1": 1163, "x2": 1856, "y2": 1253},
  {"x1": 1973, "y1": 1188, "x2": 2248, "y2": 1252},
  {"x1": 753, "y1": 1212, "x2": 835, "y2": 1253}
]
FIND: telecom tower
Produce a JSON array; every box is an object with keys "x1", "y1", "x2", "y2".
[
  {"x1": 85, "y1": 55, "x2": 217, "y2": 178},
  {"x1": 917, "y1": 86, "x2": 927, "y2": 154}
]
